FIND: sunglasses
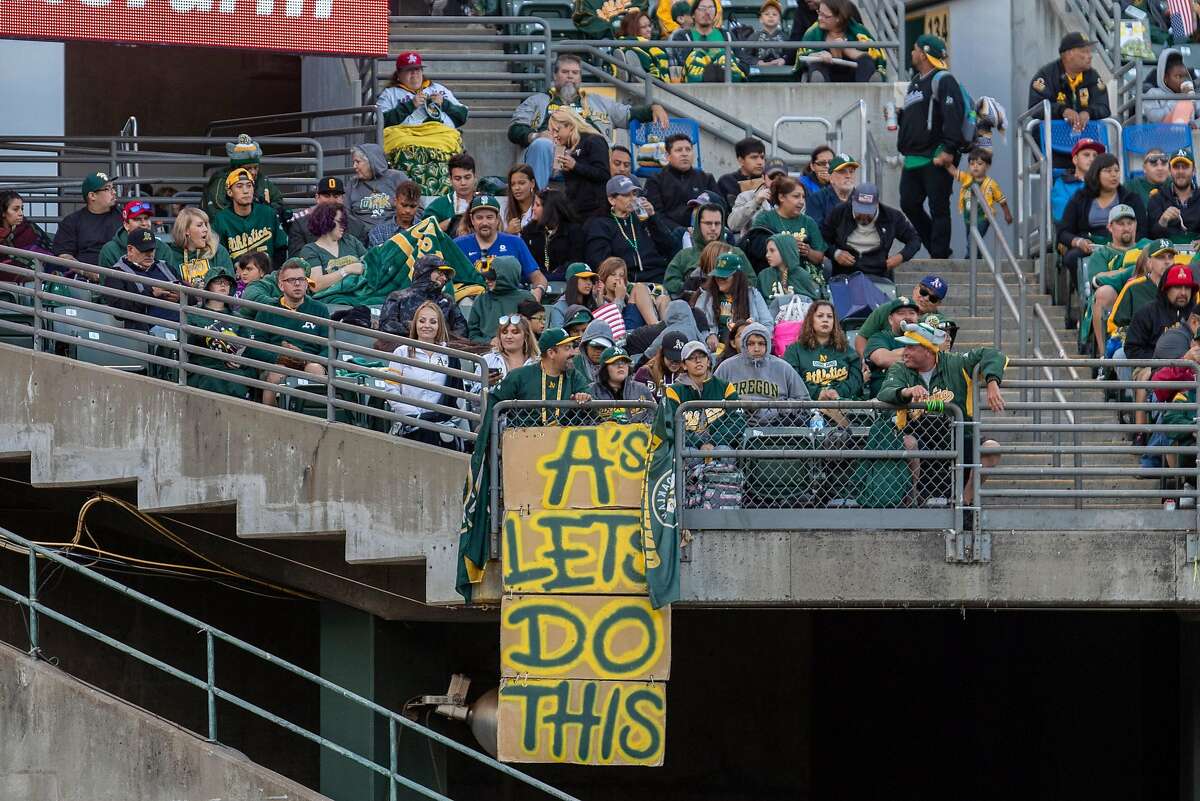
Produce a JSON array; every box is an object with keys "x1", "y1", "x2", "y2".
[
  {"x1": 1145, "y1": 156, "x2": 1169, "y2": 165},
  {"x1": 497, "y1": 315, "x2": 524, "y2": 326},
  {"x1": 918, "y1": 288, "x2": 942, "y2": 302}
]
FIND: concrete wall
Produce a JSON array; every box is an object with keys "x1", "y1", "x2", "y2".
[{"x1": 0, "y1": 643, "x2": 331, "y2": 801}]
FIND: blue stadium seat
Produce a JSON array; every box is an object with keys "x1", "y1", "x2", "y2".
[
  {"x1": 1040, "y1": 120, "x2": 1111, "y2": 157},
  {"x1": 1123, "y1": 122, "x2": 1193, "y2": 165},
  {"x1": 629, "y1": 118, "x2": 702, "y2": 178}
]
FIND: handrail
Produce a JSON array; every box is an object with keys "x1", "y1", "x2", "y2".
[
  {"x1": 0, "y1": 524, "x2": 581, "y2": 801},
  {"x1": 1015, "y1": 101, "x2": 1052, "y2": 289},
  {"x1": 966, "y1": 183, "x2": 1028, "y2": 358},
  {"x1": 205, "y1": 106, "x2": 385, "y2": 150},
  {"x1": 0, "y1": 244, "x2": 486, "y2": 440}
]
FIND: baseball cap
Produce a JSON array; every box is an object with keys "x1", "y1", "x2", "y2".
[
  {"x1": 225, "y1": 168, "x2": 254, "y2": 190},
  {"x1": 680, "y1": 340, "x2": 711, "y2": 360},
  {"x1": 1107, "y1": 204, "x2": 1137, "y2": 224},
  {"x1": 395, "y1": 51, "x2": 423, "y2": 69},
  {"x1": 563, "y1": 306, "x2": 594, "y2": 330},
  {"x1": 896, "y1": 321, "x2": 947, "y2": 352},
  {"x1": 759, "y1": 0, "x2": 782, "y2": 13},
  {"x1": 1171, "y1": 148, "x2": 1194, "y2": 167},
  {"x1": 661, "y1": 328, "x2": 689, "y2": 362},
  {"x1": 713, "y1": 251, "x2": 749, "y2": 278},
  {"x1": 538, "y1": 327, "x2": 580, "y2": 351},
  {"x1": 316, "y1": 176, "x2": 345, "y2": 195},
  {"x1": 851, "y1": 183, "x2": 880, "y2": 216},
  {"x1": 122, "y1": 200, "x2": 153, "y2": 222},
  {"x1": 829, "y1": 153, "x2": 860, "y2": 173},
  {"x1": 606, "y1": 175, "x2": 642, "y2": 196},
  {"x1": 127, "y1": 229, "x2": 158, "y2": 253},
  {"x1": 1059, "y1": 31, "x2": 1097, "y2": 53},
  {"x1": 1071, "y1": 139, "x2": 1105, "y2": 158},
  {"x1": 565, "y1": 262, "x2": 598, "y2": 282},
  {"x1": 1153, "y1": 239, "x2": 1181, "y2": 260},
  {"x1": 415, "y1": 254, "x2": 455, "y2": 276},
  {"x1": 1163, "y1": 263, "x2": 1196, "y2": 289},
  {"x1": 892, "y1": 295, "x2": 920, "y2": 313},
  {"x1": 764, "y1": 158, "x2": 788, "y2": 178},
  {"x1": 687, "y1": 190, "x2": 723, "y2": 209},
  {"x1": 601, "y1": 346, "x2": 632, "y2": 364},
  {"x1": 919, "y1": 275, "x2": 948, "y2": 301},
  {"x1": 82, "y1": 172, "x2": 112, "y2": 195},
  {"x1": 468, "y1": 194, "x2": 502, "y2": 214},
  {"x1": 915, "y1": 34, "x2": 947, "y2": 69}
]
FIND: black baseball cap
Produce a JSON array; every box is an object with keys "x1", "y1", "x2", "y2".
[
  {"x1": 1059, "y1": 32, "x2": 1096, "y2": 53},
  {"x1": 661, "y1": 327, "x2": 689, "y2": 362},
  {"x1": 317, "y1": 176, "x2": 345, "y2": 195},
  {"x1": 128, "y1": 229, "x2": 157, "y2": 252}
]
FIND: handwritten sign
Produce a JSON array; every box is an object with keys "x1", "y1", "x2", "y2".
[
  {"x1": 497, "y1": 678, "x2": 666, "y2": 766},
  {"x1": 502, "y1": 423, "x2": 650, "y2": 510},
  {"x1": 503, "y1": 509, "x2": 647, "y2": 595}
]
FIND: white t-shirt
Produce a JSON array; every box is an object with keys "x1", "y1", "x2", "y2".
[{"x1": 386, "y1": 346, "x2": 450, "y2": 419}]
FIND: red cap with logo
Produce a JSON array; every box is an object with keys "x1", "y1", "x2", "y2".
[
  {"x1": 122, "y1": 200, "x2": 153, "y2": 222},
  {"x1": 1163, "y1": 264, "x2": 1197, "y2": 291},
  {"x1": 395, "y1": 51, "x2": 423, "y2": 69},
  {"x1": 1071, "y1": 139, "x2": 1105, "y2": 158}
]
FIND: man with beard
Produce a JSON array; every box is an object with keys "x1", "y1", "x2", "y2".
[
  {"x1": 1148, "y1": 149, "x2": 1200, "y2": 244},
  {"x1": 1080, "y1": 204, "x2": 1148, "y2": 357}
]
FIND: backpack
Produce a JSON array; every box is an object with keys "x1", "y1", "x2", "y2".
[{"x1": 926, "y1": 70, "x2": 977, "y2": 153}]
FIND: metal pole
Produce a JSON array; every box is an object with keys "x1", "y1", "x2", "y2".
[
  {"x1": 206, "y1": 630, "x2": 217, "y2": 742},
  {"x1": 31, "y1": 258, "x2": 43, "y2": 352},
  {"x1": 27, "y1": 548, "x2": 38, "y2": 657},
  {"x1": 109, "y1": 139, "x2": 118, "y2": 192},
  {"x1": 953, "y1": 407, "x2": 964, "y2": 533},
  {"x1": 968, "y1": 191, "x2": 978, "y2": 317},
  {"x1": 326, "y1": 328, "x2": 336, "y2": 423},
  {"x1": 724, "y1": 40, "x2": 732, "y2": 83},
  {"x1": 390, "y1": 717, "x2": 399, "y2": 801},
  {"x1": 176, "y1": 293, "x2": 187, "y2": 386},
  {"x1": 1016, "y1": 129, "x2": 1026, "y2": 258},
  {"x1": 1041, "y1": 103, "x2": 1052, "y2": 292}
]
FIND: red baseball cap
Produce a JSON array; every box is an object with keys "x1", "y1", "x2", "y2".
[
  {"x1": 1163, "y1": 264, "x2": 1197, "y2": 290},
  {"x1": 122, "y1": 200, "x2": 153, "y2": 222},
  {"x1": 395, "y1": 51, "x2": 423, "y2": 69},
  {"x1": 1071, "y1": 139, "x2": 1105, "y2": 158}
]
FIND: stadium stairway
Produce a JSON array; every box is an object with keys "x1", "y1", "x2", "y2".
[
  {"x1": 897, "y1": 259, "x2": 1151, "y2": 509},
  {"x1": 0, "y1": 342, "x2": 475, "y2": 612}
]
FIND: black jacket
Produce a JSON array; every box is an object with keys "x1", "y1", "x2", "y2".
[
  {"x1": 897, "y1": 68, "x2": 967, "y2": 159},
  {"x1": 583, "y1": 211, "x2": 678, "y2": 282},
  {"x1": 562, "y1": 133, "x2": 611, "y2": 218},
  {"x1": 1148, "y1": 182, "x2": 1200, "y2": 240},
  {"x1": 821, "y1": 201, "x2": 922, "y2": 277},
  {"x1": 1057, "y1": 185, "x2": 1148, "y2": 250},
  {"x1": 644, "y1": 165, "x2": 721, "y2": 231},
  {"x1": 378, "y1": 259, "x2": 468, "y2": 338},
  {"x1": 1125, "y1": 280, "x2": 1198, "y2": 360},
  {"x1": 522, "y1": 221, "x2": 585, "y2": 280},
  {"x1": 717, "y1": 169, "x2": 759, "y2": 209},
  {"x1": 102, "y1": 257, "x2": 183, "y2": 331},
  {"x1": 1027, "y1": 59, "x2": 1111, "y2": 121}
]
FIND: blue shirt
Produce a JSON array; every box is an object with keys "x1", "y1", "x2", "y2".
[
  {"x1": 1051, "y1": 174, "x2": 1084, "y2": 225},
  {"x1": 453, "y1": 232, "x2": 540, "y2": 281}
]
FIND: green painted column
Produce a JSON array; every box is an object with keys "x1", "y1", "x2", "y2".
[{"x1": 320, "y1": 602, "x2": 382, "y2": 801}]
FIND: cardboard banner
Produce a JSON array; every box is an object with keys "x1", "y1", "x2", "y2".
[
  {"x1": 502, "y1": 509, "x2": 647, "y2": 595},
  {"x1": 0, "y1": 0, "x2": 388, "y2": 57},
  {"x1": 501, "y1": 594, "x2": 671, "y2": 681},
  {"x1": 502, "y1": 423, "x2": 650, "y2": 511},
  {"x1": 497, "y1": 678, "x2": 666, "y2": 766}
]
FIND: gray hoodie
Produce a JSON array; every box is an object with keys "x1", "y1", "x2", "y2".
[
  {"x1": 644, "y1": 299, "x2": 713, "y2": 359},
  {"x1": 1144, "y1": 48, "x2": 1200, "y2": 124},
  {"x1": 574, "y1": 319, "x2": 615, "y2": 384},
  {"x1": 347, "y1": 144, "x2": 410, "y2": 225},
  {"x1": 714, "y1": 322, "x2": 809, "y2": 421}
]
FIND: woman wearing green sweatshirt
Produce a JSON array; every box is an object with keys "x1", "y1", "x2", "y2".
[
  {"x1": 783, "y1": 299, "x2": 863, "y2": 399},
  {"x1": 759, "y1": 232, "x2": 828, "y2": 312}
]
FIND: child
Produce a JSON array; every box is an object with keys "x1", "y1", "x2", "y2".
[
  {"x1": 751, "y1": 0, "x2": 786, "y2": 66},
  {"x1": 950, "y1": 147, "x2": 1012, "y2": 245},
  {"x1": 667, "y1": 1, "x2": 695, "y2": 68}
]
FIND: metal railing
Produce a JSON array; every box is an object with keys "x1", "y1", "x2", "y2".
[
  {"x1": 0, "y1": 524, "x2": 580, "y2": 801},
  {"x1": 966, "y1": 182, "x2": 1029, "y2": 358},
  {"x1": 1016, "y1": 101, "x2": 1054, "y2": 289},
  {"x1": 0, "y1": 246, "x2": 486, "y2": 442},
  {"x1": 205, "y1": 106, "x2": 386, "y2": 161}
]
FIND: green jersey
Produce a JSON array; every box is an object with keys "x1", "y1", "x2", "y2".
[
  {"x1": 210, "y1": 203, "x2": 287, "y2": 263},
  {"x1": 855, "y1": 298, "x2": 903, "y2": 343},
  {"x1": 750, "y1": 209, "x2": 826, "y2": 253},
  {"x1": 877, "y1": 346, "x2": 1007, "y2": 425},
  {"x1": 164, "y1": 242, "x2": 235, "y2": 290},
  {"x1": 250, "y1": 296, "x2": 330, "y2": 358},
  {"x1": 490, "y1": 363, "x2": 590, "y2": 425},
  {"x1": 783, "y1": 341, "x2": 863, "y2": 400},
  {"x1": 655, "y1": 375, "x2": 743, "y2": 449},
  {"x1": 863, "y1": 330, "x2": 904, "y2": 398}
]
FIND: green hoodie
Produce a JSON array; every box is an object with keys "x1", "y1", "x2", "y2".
[
  {"x1": 750, "y1": 209, "x2": 826, "y2": 252},
  {"x1": 783, "y1": 339, "x2": 863, "y2": 400},
  {"x1": 758, "y1": 232, "x2": 827, "y2": 306},
  {"x1": 663, "y1": 203, "x2": 754, "y2": 296},
  {"x1": 163, "y1": 241, "x2": 235, "y2": 289},
  {"x1": 98, "y1": 228, "x2": 173, "y2": 270},
  {"x1": 466, "y1": 256, "x2": 535, "y2": 344},
  {"x1": 185, "y1": 267, "x2": 256, "y2": 399},
  {"x1": 236, "y1": 274, "x2": 283, "y2": 318},
  {"x1": 877, "y1": 347, "x2": 1007, "y2": 425}
]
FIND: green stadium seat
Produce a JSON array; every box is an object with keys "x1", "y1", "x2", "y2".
[{"x1": 52, "y1": 307, "x2": 150, "y2": 373}]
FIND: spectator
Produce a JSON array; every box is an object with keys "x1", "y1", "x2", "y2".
[
  {"x1": 717, "y1": 137, "x2": 767, "y2": 209},
  {"x1": 877, "y1": 321, "x2": 1006, "y2": 508},
  {"x1": 488, "y1": 328, "x2": 592, "y2": 422},
  {"x1": 693, "y1": 251, "x2": 774, "y2": 350},
  {"x1": 548, "y1": 262, "x2": 599, "y2": 328},
  {"x1": 853, "y1": 276, "x2": 946, "y2": 358},
  {"x1": 824, "y1": 182, "x2": 923, "y2": 279},
  {"x1": 509, "y1": 54, "x2": 668, "y2": 189},
  {"x1": 572, "y1": 0, "x2": 648, "y2": 39},
  {"x1": 796, "y1": 0, "x2": 887, "y2": 83},
  {"x1": 897, "y1": 35, "x2": 963, "y2": 260},
  {"x1": 290, "y1": 178, "x2": 371, "y2": 256},
  {"x1": 504, "y1": 165, "x2": 538, "y2": 235},
  {"x1": 548, "y1": 108, "x2": 611, "y2": 219},
  {"x1": 644, "y1": 133, "x2": 720, "y2": 232},
  {"x1": 346, "y1": 144, "x2": 409, "y2": 228},
  {"x1": 715, "y1": 321, "x2": 809, "y2": 420},
  {"x1": 384, "y1": 300, "x2": 466, "y2": 451},
  {"x1": 672, "y1": 240, "x2": 733, "y2": 299},
  {"x1": 657, "y1": 340, "x2": 743, "y2": 452},
  {"x1": 102, "y1": 228, "x2": 182, "y2": 335},
  {"x1": 1081, "y1": 205, "x2": 1144, "y2": 357},
  {"x1": 666, "y1": 1, "x2": 697, "y2": 67},
  {"x1": 573, "y1": 318, "x2": 616, "y2": 384},
  {"x1": 210, "y1": 168, "x2": 288, "y2": 266},
  {"x1": 951, "y1": 147, "x2": 1012, "y2": 248},
  {"x1": 185, "y1": 267, "x2": 256, "y2": 400},
  {"x1": 51, "y1": 171, "x2": 122, "y2": 278},
  {"x1": 786, "y1": 0, "x2": 821, "y2": 64},
  {"x1": 1126, "y1": 260, "x2": 1198, "y2": 362},
  {"x1": 297, "y1": 204, "x2": 366, "y2": 293},
  {"x1": 455, "y1": 195, "x2": 548, "y2": 297},
  {"x1": 369, "y1": 181, "x2": 424, "y2": 247},
  {"x1": 590, "y1": 346, "x2": 655, "y2": 422},
  {"x1": 467, "y1": 256, "x2": 536, "y2": 344},
  {"x1": 863, "y1": 295, "x2": 919, "y2": 397},
  {"x1": 522, "y1": 188, "x2": 583, "y2": 280},
  {"x1": 798, "y1": 145, "x2": 833, "y2": 198},
  {"x1": 472, "y1": 314, "x2": 539, "y2": 395},
  {"x1": 1059, "y1": 153, "x2": 1149, "y2": 320},
  {"x1": 253, "y1": 258, "x2": 330, "y2": 408},
  {"x1": 562, "y1": 305, "x2": 594, "y2": 338},
  {"x1": 1127, "y1": 149, "x2": 1171, "y2": 211},
  {"x1": 584, "y1": 175, "x2": 677, "y2": 282},
  {"x1": 0, "y1": 191, "x2": 50, "y2": 283},
  {"x1": 1148, "y1": 149, "x2": 1200, "y2": 244},
  {"x1": 682, "y1": 0, "x2": 746, "y2": 82},
  {"x1": 379, "y1": 254, "x2": 467, "y2": 339},
  {"x1": 1028, "y1": 32, "x2": 1111, "y2": 144},
  {"x1": 784, "y1": 299, "x2": 863, "y2": 400},
  {"x1": 665, "y1": 198, "x2": 750, "y2": 297},
  {"x1": 1050, "y1": 139, "x2": 1105, "y2": 224},
  {"x1": 234, "y1": 252, "x2": 276, "y2": 313},
  {"x1": 729, "y1": 157, "x2": 789, "y2": 235},
  {"x1": 609, "y1": 145, "x2": 637, "y2": 182},
  {"x1": 760, "y1": 232, "x2": 827, "y2": 311},
  {"x1": 751, "y1": 0, "x2": 787, "y2": 66},
  {"x1": 518, "y1": 298, "x2": 547, "y2": 337},
  {"x1": 98, "y1": 199, "x2": 171, "y2": 270},
  {"x1": 627, "y1": 297, "x2": 713, "y2": 357},
  {"x1": 594, "y1": 255, "x2": 669, "y2": 331},
  {"x1": 425, "y1": 153, "x2": 482, "y2": 236},
  {"x1": 378, "y1": 52, "x2": 468, "y2": 197},
  {"x1": 635, "y1": 326, "x2": 688, "y2": 399},
  {"x1": 806, "y1": 153, "x2": 858, "y2": 226},
  {"x1": 746, "y1": 175, "x2": 827, "y2": 272},
  {"x1": 1144, "y1": 50, "x2": 1200, "y2": 124},
  {"x1": 612, "y1": 11, "x2": 671, "y2": 82},
  {"x1": 202, "y1": 135, "x2": 285, "y2": 217},
  {"x1": 165, "y1": 207, "x2": 234, "y2": 290},
  {"x1": 1110, "y1": 240, "x2": 1178, "y2": 337}
]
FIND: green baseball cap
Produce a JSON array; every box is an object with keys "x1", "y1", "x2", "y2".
[
  {"x1": 600, "y1": 345, "x2": 632, "y2": 364},
  {"x1": 468, "y1": 194, "x2": 502, "y2": 214},
  {"x1": 712, "y1": 251, "x2": 749, "y2": 279},
  {"x1": 1151, "y1": 238, "x2": 1178, "y2": 259},
  {"x1": 565, "y1": 263, "x2": 598, "y2": 282},
  {"x1": 538, "y1": 327, "x2": 580, "y2": 351},
  {"x1": 563, "y1": 307, "x2": 593, "y2": 330},
  {"x1": 915, "y1": 34, "x2": 947, "y2": 68},
  {"x1": 829, "y1": 153, "x2": 860, "y2": 173},
  {"x1": 892, "y1": 295, "x2": 920, "y2": 313},
  {"x1": 82, "y1": 171, "x2": 113, "y2": 195}
]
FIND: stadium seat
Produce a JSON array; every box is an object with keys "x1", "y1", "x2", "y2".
[
  {"x1": 630, "y1": 118, "x2": 703, "y2": 178},
  {"x1": 1123, "y1": 123, "x2": 1193, "y2": 172},
  {"x1": 52, "y1": 307, "x2": 150, "y2": 373},
  {"x1": 283, "y1": 378, "x2": 363, "y2": 425},
  {"x1": 1040, "y1": 120, "x2": 1111, "y2": 158}
]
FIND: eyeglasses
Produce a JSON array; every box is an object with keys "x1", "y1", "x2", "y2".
[
  {"x1": 918, "y1": 288, "x2": 942, "y2": 302},
  {"x1": 530, "y1": 313, "x2": 546, "y2": 322},
  {"x1": 498, "y1": 315, "x2": 523, "y2": 326},
  {"x1": 1146, "y1": 156, "x2": 1169, "y2": 165},
  {"x1": 281, "y1": 277, "x2": 307, "y2": 285}
]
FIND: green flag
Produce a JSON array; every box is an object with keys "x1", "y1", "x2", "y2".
[
  {"x1": 313, "y1": 216, "x2": 481, "y2": 306},
  {"x1": 640, "y1": 402, "x2": 681, "y2": 609},
  {"x1": 457, "y1": 398, "x2": 495, "y2": 603}
]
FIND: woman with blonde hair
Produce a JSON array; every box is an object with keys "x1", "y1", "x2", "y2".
[
  {"x1": 548, "y1": 107, "x2": 610, "y2": 216},
  {"x1": 476, "y1": 313, "x2": 539, "y2": 395},
  {"x1": 166, "y1": 206, "x2": 233, "y2": 289},
  {"x1": 384, "y1": 300, "x2": 467, "y2": 451}
]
